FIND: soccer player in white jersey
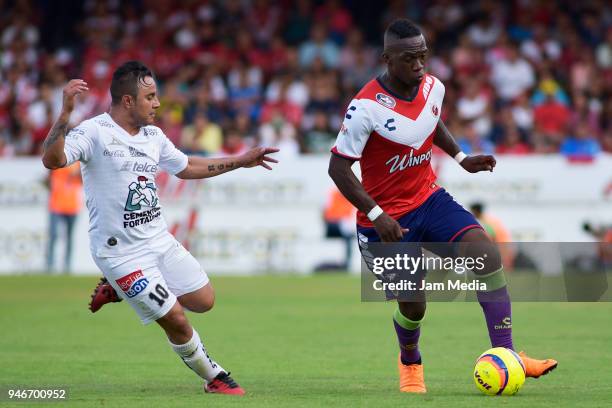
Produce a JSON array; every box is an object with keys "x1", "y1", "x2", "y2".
[
  {"x1": 42, "y1": 61, "x2": 279, "y2": 396},
  {"x1": 328, "y1": 19, "x2": 557, "y2": 393}
]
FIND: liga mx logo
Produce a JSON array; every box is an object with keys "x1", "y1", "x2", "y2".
[{"x1": 116, "y1": 270, "x2": 149, "y2": 298}]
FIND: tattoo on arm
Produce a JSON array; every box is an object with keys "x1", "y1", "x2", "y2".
[
  {"x1": 43, "y1": 121, "x2": 68, "y2": 151},
  {"x1": 207, "y1": 162, "x2": 235, "y2": 173}
]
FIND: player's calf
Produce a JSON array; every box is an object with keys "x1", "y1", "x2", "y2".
[{"x1": 157, "y1": 302, "x2": 245, "y2": 395}]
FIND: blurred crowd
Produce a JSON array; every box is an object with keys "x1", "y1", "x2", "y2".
[{"x1": 0, "y1": 0, "x2": 611, "y2": 159}]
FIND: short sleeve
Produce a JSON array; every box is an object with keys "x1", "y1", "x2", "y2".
[
  {"x1": 331, "y1": 99, "x2": 373, "y2": 160},
  {"x1": 158, "y1": 131, "x2": 188, "y2": 175},
  {"x1": 64, "y1": 120, "x2": 96, "y2": 165}
]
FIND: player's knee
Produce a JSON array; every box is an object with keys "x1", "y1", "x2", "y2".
[
  {"x1": 460, "y1": 229, "x2": 502, "y2": 274},
  {"x1": 398, "y1": 301, "x2": 426, "y2": 321},
  {"x1": 188, "y1": 295, "x2": 215, "y2": 313}
]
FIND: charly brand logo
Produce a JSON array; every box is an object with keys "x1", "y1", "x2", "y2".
[
  {"x1": 495, "y1": 316, "x2": 512, "y2": 330},
  {"x1": 104, "y1": 136, "x2": 126, "y2": 157},
  {"x1": 376, "y1": 93, "x2": 396, "y2": 109},
  {"x1": 108, "y1": 136, "x2": 122, "y2": 146},
  {"x1": 431, "y1": 104, "x2": 439, "y2": 116},
  {"x1": 385, "y1": 149, "x2": 433, "y2": 174}
]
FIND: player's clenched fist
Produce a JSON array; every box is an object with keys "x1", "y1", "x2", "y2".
[
  {"x1": 373, "y1": 213, "x2": 409, "y2": 242},
  {"x1": 461, "y1": 155, "x2": 497, "y2": 173},
  {"x1": 62, "y1": 79, "x2": 89, "y2": 114}
]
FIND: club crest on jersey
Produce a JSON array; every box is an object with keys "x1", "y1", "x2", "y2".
[
  {"x1": 116, "y1": 270, "x2": 149, "y2": 298},
  {"x1": 376, "y1": 93, "x2": 396, "y2": 109},
  {"x1": 431, "y1": 104, "x2": 439, "y2": 116}
]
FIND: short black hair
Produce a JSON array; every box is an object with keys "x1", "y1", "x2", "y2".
[
  {"x1": 110, "y1": 61, "x2": 154, "y2": 105},
  {"x1": 470, "y1": 202, "x2": 484, "y2": 215},
  {"x1": 385, "y1": 19, "x2": 422, "y2": 40}
]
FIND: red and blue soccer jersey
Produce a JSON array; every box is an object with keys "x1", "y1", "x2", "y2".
[{"x1": 332, "y1": 74, "x2": 445, "y2": 227}]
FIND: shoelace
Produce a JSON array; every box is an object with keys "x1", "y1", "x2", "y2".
[{"x1": 216, "y1": 372, "x2": 239, "y2": 388}]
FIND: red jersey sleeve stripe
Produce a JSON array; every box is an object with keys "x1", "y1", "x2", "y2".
[{"x1": 331, "y1": 146, "x2": 360, "y2": 160}]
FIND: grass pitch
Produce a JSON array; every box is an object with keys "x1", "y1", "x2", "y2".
[{"x1": 1, "y1": 274, "x2": 611, "y2": 407}]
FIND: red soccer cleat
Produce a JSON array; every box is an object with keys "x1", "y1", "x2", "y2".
[
  {"x1": 204, "y1": 372, "x2": 245, "y2": 396},
  {"x1": 88, "y1": 277, "x2": 122, "y2": 313}
]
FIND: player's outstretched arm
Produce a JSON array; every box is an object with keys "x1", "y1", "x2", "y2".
[
  {"x1": 328, "y1": 154, "x2": 408, "y2": 242},
  {"x1": 176, "y1": 147, "x2": 279, "y2": 179},
  {"x1": 42, "y1": 79, "x2": 89, "y2": 169},
  {"x1": 434, "y1": 119, "x2": 496, "y2": 173}
]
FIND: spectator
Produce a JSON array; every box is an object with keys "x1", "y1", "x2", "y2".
[
  {"x1": 265, "y1": 72, "x2": 310, "y2": 110},
  {"x1": 228, "y1": 59, "x2": 262, "y2": 120},
  {"x1": 319, "y1": 187, "x2": 355, "y2": 270},
  {"x1": 490, "y1": 42, "x2": 535, "y2": 102},
  {"x1": 496, "y1": 125, "x2": 532, "y2": 155},
  {"x1": 299, "y1": 23, "x2": 340, "y2": 68},
  {"x1": 260, "y1": 80, "x2": 303, "y2": 127},
  {"x1": 46, "y1": 163, "x2": 83, "y2": 273},
  {"x1": 304, "y1": 110, "x2": 336, "y2": 153},
  {"x1": 180, "y1": 112, "x2": 223, "y2": 155},
  {"x1": 533, "y1": 91, "x2": 572, "y2": 139},
  {"x1": 456, "y1": 78, "x2": 492, "y2": 138},
  {"x1": 560, "y1": 122, "x2": 602, "y2": 159},
  {"x1": 314, "y1": 0, "x2": 353, "y2": 44},
  {"x1": 457, "y1": 123, "x2": 495, "y2": 155},
  {"x1": 259, "y1": 113, "x2": 300, "y2": 159},
  {"x1": 468, "y1": 13, "x2": 502, "y2": 48},
  {"x1": 470, "y1": 202, "x2": 515, "y2": 269},
  {"x1": 221, "y1": 127, "x2": 249, "y2": 156},
  {"x1": 283, "y1": 0, "x2": 313, "y2": 46},
  {"x1": 0, "y1": 0, "x2": 611, "y2": 157}
]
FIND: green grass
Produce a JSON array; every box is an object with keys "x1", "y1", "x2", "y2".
[{"x1": 1, "y1": 274, "x2": 611, "y2": 407}]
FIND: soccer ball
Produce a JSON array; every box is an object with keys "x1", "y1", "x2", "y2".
[{"x1": 473, "y1": 347, "x2": 526, "y2": 396}]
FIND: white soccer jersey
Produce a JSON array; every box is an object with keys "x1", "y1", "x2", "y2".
[{"x1": 64, "y1": 113, "x2": 188, "y2": 258}]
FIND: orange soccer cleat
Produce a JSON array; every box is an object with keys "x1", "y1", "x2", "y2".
[
  {"x1": 398, "y1": 354, "x2": 427, "y2": 393},
  {"x1": 518, "y1": 351, "x2": 558, "y2": 378}
]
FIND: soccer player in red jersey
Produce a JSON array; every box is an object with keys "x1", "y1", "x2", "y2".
[{"x1": 328, "y1": 19, "x2": 557, "y2": 393}]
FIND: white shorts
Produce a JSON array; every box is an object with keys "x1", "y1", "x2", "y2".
[{"x1": 92, "y1": 232, "x2": 209, "y2": 325}]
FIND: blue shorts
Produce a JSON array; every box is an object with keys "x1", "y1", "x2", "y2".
[{"x1": 357, "y1": 189, "x2": 482, "y2": 244}]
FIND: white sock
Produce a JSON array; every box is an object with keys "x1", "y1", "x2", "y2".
[{"x1": 170, "y1": 329, "x2": 224, "y2": 382}]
